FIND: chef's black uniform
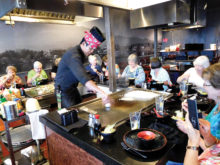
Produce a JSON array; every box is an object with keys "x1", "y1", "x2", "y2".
[{"x1": 55, "y1": 46, "x2": 90, "y2": 108}]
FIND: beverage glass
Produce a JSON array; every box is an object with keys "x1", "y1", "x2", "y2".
[
  {"x1": 155, "y1": 96, "x2": 164, "y2": 116},
  {"x1": 129, "y1": 111, "x2": 141, "y2": 130},
  {"x1": 141, "y1": 82, "x2": 147, "y2": 89},
  {"x1": 180, "y1": 82, "x2": 188, "y2": 97},
  {"x1": 99, "y1": 74, "x2": 104, "y2": 84}
]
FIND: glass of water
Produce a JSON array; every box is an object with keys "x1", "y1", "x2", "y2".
[
  {"x1": 155, "y1": 96, "x2": 164, "y2": 116},
  {"x1": 129, "y1": 111, "x2": 141, "y2": 130},
  {"x1": 180, "y1": 82, "x2": 188, "y2": 97}
]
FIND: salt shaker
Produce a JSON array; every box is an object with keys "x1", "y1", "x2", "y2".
[{"x1": 88, "y1": 114, "x2": 95, "y2": 128}]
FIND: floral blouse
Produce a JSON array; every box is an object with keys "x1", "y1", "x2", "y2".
[
  {"x1": 0, "y1": 75, "x2": 22, "y2": 88},
  {"x1": 199, "y1": 143, "x2": 220, "y2": 165},
  {"x1": 122, "y1": 65, "x2": 145, "y2": 85},
  {"x1": 205, "y1": 104, "x2": 220, "y2": 139}
]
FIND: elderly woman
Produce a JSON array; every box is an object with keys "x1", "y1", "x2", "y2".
[
  {"x1": 51, "y1": 57, "x2": 61, "y2": 80},
  {"x1": 85, "y1": 55, "x2": 102, "y2": 81},
  {"x1": 122, "y1": 54, "x2": 145, "y2": 85},
  {"x1": 177, "y1": 62, "x2": 220, "y2": 165},
  {"x1": 177, "y1": 56, "x2": 210, "y2": 88},
  {"x1": 102, "y1": 55, "x2": 121, "y2": 79},
  {"x1": 150, "y1": 57, "x2": 172, "y2": 91},
  {"x1": 27, "y1": 61, "x2": 48, "y2": 86},
  {"x1": 0, "y1": 66, "x2": 22, "y2": 89}
]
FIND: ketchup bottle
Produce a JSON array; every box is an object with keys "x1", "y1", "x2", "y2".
[{"x1": 94, "y1": 114, "x2": 101, "y2": 132}]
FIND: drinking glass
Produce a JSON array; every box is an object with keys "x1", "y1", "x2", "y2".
[
  {"x1": 129, "y1": 111, "x2": 141, "y2": 130},
  {"x1": 180, "y1": 82, "x2": 188, "y2": 97},
  {"x1": 155, "y1": 96, "x2": 164, "y2": 116}
]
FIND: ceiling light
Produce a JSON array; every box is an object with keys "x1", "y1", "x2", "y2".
[
  {"x1": 0, "y1": 15, "x2": 75, "y2": 24},
  {"x1": 128, "y1": 0, "x2": 171, "y2": 10}
]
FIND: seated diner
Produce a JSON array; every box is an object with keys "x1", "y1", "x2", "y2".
[
  {"x1": 0, "y1": 66, "x2": 23, "y2": 89},
  {"x1": 121, "y1": 54, "x2": 145, "y2": 86},
  {"x1": 27, "y1": 61, "x2": 48, "y2": 86}
]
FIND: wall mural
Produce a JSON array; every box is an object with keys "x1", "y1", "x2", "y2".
[
  {"x1": 0, "y1": 8, "x2": 160, "y2": 76},
  {"x1": 0, "y1": 49, "x2": 65, "y2": 75}
]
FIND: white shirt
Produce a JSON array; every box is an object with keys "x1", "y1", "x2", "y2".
[
  {"x1": 183, "y1": 67, "x2": 204, "y2": 88},
  {"x1": 150, "y1": 67, "x2": 172, "y2": 91},
  {"x1": 150, "y1": 67, "x2": 172, "y2": 83}
]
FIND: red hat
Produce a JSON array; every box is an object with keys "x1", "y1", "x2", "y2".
[{"x1": 84, "y1": 26, "x2": 105, "y2": 49}]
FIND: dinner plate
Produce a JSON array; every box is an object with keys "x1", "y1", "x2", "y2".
[{"x1": 123, "y1": 128, "x2": 167, "y2": 152}]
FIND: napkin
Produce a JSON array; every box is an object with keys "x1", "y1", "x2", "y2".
[{"x1": 27, "y1": 109, "x2": 48, "y2": 140}]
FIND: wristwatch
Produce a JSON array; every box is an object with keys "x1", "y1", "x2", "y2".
[{"x1": 186, "y1": 146, "x2": 199, "y2": 151}]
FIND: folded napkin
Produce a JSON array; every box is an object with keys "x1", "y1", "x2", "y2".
[{"x1": 27, "y1": 110, "x2": 48, "y2": 140}]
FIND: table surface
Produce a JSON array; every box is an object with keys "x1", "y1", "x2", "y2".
[{"x1": 40, "y1": 108, "x2": 187, "y2": 165}]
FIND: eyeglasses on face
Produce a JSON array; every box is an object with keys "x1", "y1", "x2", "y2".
[{"x1": 204, "y1": 81, "x2": 212, "y2": 87}]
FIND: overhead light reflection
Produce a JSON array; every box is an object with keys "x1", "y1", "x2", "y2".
[
  {"x1": 128, "y1": 0, "x2": 171, "y2": 10},
  {"x1": 0, "y1": 15, "x2": 75, "y2": 24}
]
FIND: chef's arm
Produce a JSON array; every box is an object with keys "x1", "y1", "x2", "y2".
[
  {"x1": 85, "y1": 80, "x2": 106, "y2": 96},
  {"x1": 85, "y1": 80, "x2": 110, "y2": 104}
]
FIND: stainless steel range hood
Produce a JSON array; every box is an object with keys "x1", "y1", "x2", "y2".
[
  {"x1": 130, "y1": 0, "x2": 206, "y2": 30},
  {"x1": 0, "y1": 0, "x2": 103, "y2": 24}
]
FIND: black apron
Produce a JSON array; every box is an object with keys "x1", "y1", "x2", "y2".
[{"x1": 56, "y1": 85, "x2": 82, "y2": 109}]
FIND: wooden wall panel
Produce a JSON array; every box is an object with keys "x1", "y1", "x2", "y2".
[{"x1": 46, "y1": 127, "x2": 103, "y2": 165}]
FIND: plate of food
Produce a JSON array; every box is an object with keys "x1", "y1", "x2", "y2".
[{"x1": 123, "y1": 128, "x2": 167, "y2": 153}]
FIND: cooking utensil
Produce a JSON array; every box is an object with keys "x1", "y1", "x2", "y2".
[{"x1": 121, "y1": 142, "x2": 147, "y2": 159}]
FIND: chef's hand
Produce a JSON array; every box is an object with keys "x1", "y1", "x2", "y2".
[{"x1": 101, "y1": 93, "x2": 111, "y2": 105}]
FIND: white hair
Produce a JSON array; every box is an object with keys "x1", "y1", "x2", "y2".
[
  {"x1": 34, "y1": 61, "x2": 42, "y2": 69},
  {"x1": 88, "y1": 55, "x2": 97, "y2": 64},
  {"x1": 128, "y1": 54, "x2": 138, "y2": 64},
  {"x1": 193, "y1": 56, "x2": 210, "y2": 68}
]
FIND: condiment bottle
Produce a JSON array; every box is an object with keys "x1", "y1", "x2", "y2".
[
  {"x1": 56, "y1": 85, "x2": 62, "y2": 110},
  {"x1": 20, "y1": 87, "x2": 25, "y2": 96},
  {"x1": 0, "y1": 96, "x2": 7, "y2": 118},
  {"x1": 94, "y1": 114, "x2": 101, "y2": 132},
  {"x1": 88, "y1": 114, "x2": 95, "y2": 128}
]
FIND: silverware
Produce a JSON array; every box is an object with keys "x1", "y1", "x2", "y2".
[{"x1": 121, "y1": 142, "x2": 147, "y2": 159}]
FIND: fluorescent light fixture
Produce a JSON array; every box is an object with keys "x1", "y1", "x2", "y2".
[
  {"x1": 74, "y1": 16, "x2": 99, "y2": 23},
  {"x1": 128, "y1": 0, "x2": 171, "y2": 10},
  {"x1": 79, "y1": 0, "x2": 172, "y2": 10},
  {"x1": 0, "y1": 16, "x2": 75, "y2": 25}
]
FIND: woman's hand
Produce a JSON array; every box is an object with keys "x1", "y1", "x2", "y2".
[
  {"x1": 185, "y1": 112, "x2": 200, "y2": 146},
  {"x1": 6, "y1": 74, "x2": 13, "y2": 81},
  {"x1": 182, "y1": 101, "x2": 189, "y2": 112},
  {"x1": 182, "y1": 73, "x2": 190, "y2": 81},
  {"x1": 163, "y1": 80, "x2": 169, "y2": 85},
  {"x1": 199, "y1": 119, "x2": 210, "y2": 137},
  {"x1": 177, "y1": 119, "x2": 188, "y2": 134},
  {"x1": 199, "y1": 119, "x2": 216, "y2": 147}
]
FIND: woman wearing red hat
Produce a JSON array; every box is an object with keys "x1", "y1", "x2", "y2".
[{"x1": 55, "y1": 26, "x2": 110, "y2": 108}]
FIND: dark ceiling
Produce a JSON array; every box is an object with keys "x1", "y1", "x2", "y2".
[{"x1": 207, "y1": 0, "x2": 220, "y2": 10}]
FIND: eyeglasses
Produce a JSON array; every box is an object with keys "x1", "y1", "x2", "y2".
[{"x1": 204, "y1": 81, "x2": 212, "y2": 87}]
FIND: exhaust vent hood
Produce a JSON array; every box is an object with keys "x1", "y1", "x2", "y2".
[
  {"x1": 130, "y1": 0, "x2": 206, "y2": 30},
  {"x1": 0, "y1": 0, "x2": 103, "y2": 24}
]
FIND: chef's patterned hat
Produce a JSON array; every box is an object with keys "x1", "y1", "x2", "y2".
[{"x1": 84, "y1": 26, "x2": 105, "y2": 49}]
